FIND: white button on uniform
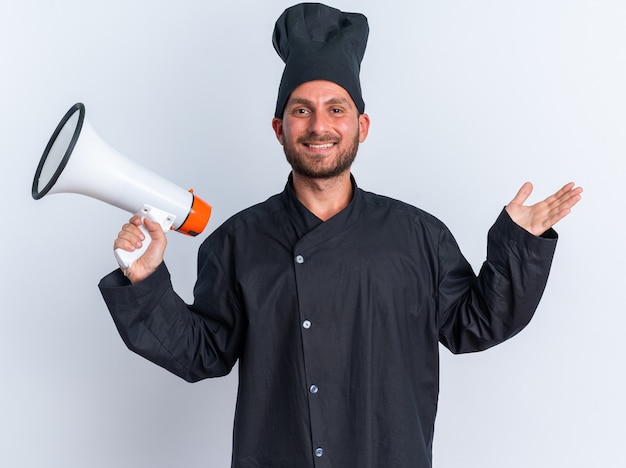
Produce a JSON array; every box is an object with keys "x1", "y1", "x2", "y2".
[
  {"x1": 315, "y1": 447, "x2": 324, "y2": 458},
  {"x1": 309, "y1": 384, "x2": 319, "y2": 394},
  {"x1": 303, "y1": 320, "x2": 311, "y2": 329},
  {"x1": 296, "y1": 255, "x2": 304, "y2": 264}
]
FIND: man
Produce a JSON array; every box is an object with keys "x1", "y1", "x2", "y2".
[{"x1": 99, "y1": 3, "x2": 582, "y2": 467}]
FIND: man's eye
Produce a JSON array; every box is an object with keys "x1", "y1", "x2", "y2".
[
  {"x1": 330, "y1": 108, "x2": 343, "y2": 114},
  {"x1": 293, "y1": 108, "x2": 309, "y2": 115}
]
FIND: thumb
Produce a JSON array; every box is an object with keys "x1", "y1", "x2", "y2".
[
  {"x1": 509, "y1": 182, "x2": 533, "y2": 207},
  {"x1": 143, "y1": 217, "x2": 167, "y2": 240}
]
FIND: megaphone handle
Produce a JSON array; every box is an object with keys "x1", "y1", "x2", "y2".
[{"x1": 114, "y1": 204, "x2": 176, "y2": 270}]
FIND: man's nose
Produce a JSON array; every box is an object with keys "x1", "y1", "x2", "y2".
[{"x1": 308, "y1": 111, "x2": 330, "y2": 134}]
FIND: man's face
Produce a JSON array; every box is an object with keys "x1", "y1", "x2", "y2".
[{"x1": 272, "y1": 80, "x2": 370, "y2": 179}]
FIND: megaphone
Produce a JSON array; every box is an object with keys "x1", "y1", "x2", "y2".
[{"x1": 32, "y1": 103, "x2": 212, "y2": 269}]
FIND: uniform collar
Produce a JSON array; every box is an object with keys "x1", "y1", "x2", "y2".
[{"x1": 282, "y1": 172, "x2": 362, "y2": 243}]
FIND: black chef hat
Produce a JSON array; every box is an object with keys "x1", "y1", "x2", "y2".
[{"x1": 272, "y1": 3, "x2": 369, "y2": 118}]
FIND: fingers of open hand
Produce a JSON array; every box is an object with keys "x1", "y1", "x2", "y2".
[
  {"x1": 508, "y1": 182, "x2": 582, "y2": 236},
  {"x1": 545, "y1": 183, "x2": 583, "y2": 216},
  {"x1": 539, "y1": 184, "x2": 583, "y2": 229}
]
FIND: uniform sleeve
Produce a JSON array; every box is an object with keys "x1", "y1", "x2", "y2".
[
  {"x1": 98, "y1": 247, "x2": 247, "y2": 382},
  {"x1": 437, "y1": 208, "x2": 558, "y2": 354}
]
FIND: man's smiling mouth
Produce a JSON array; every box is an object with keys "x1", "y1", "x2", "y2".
[{"x1": 305, "y1": 143, "x2": 335, "y2": 149}]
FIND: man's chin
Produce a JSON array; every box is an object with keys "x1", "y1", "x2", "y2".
[
  {"x1": 290, "y1": 162, "x2": 353, "y2": 180},
  {"x1": 284, "y1": 139, "x2": 359, "y2": 180}
]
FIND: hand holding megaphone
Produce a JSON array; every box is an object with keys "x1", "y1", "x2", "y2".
[
  {"x1": 32, "y1": 103, "x2": 212, "y2": 271},
  {"x1": 114, "y1": 215, "x2": 169, "y2": 282},
  {"x1": 114, "y1": 206, "x2": 172, "y2": 273}
]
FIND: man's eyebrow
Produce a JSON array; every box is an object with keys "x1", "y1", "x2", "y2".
[
  {"x1": 287, "y1": 97, "x2": 313, "y2": 106},
  {"x1": 287, "y1": 96, "x2": 354, "y2": 108},
  {"x1": 326, "y1": 97, "x2": 353, "y2": 108}
]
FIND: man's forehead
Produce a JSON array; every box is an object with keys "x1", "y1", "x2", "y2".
[{"x1": 286, "y1": 80, "x2": 356, "y2": 107}]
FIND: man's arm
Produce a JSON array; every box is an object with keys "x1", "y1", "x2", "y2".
[
  {"x1": 438, "y1": 182, "x2": 582, "y2": 353},
  {"x1": 99, "y1": 216, "x2": 245, "y2": 382}
]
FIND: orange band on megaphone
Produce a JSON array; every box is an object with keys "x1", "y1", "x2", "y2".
[{"x1": 177, "y1": 191, "x2": 212, "y2": 236}]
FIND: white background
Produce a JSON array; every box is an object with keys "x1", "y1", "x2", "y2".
[{"x1": 1, "y1": 1, "x2": 624, "y2": 467}]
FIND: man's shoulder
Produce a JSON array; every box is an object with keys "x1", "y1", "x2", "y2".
[
  {"x1": 358, "y1": 188, "x2": 447, "y2": 231},
  {"x1": 215, "y1": 192, "x2": 285, "y2": 235}
]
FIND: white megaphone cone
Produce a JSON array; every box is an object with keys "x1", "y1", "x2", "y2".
[{"x1": 32, "y1": 103, "x2": 212, "y2": 269}]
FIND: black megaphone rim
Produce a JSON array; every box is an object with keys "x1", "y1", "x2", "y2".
[{"x1": 32, "y1": 102, "x2": 85, "y2": 200}]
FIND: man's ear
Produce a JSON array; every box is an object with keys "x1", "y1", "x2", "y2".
[
  {"x1": 272, "y1": 117, "x2": 284, "y2": 145},
  {"x1": 358, "y1": 113, "x2": 370, "y2": 143}
]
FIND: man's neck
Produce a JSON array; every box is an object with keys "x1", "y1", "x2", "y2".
[{"x1": 291, "y1": 171, "x2": 353, "y2": 221}]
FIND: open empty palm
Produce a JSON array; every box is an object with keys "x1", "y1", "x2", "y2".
[{"x1": 505, "y1": 182, "x2": 583, "y2": 236}]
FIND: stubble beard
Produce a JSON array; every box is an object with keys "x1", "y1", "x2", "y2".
[{"x1": 283, "y1": 132, "x2": 360, "y2": 180}]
